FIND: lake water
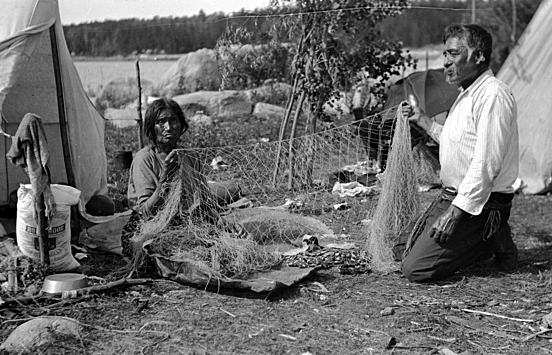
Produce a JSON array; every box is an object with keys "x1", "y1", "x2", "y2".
[
  {"x1": 73, "y1": 60, "x2": 176, "y2": 94},
  {"x1": 73, "y1": 48, "x2": 443, "y2": 96}
]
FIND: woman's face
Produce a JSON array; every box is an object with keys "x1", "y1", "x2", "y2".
[{"x1": 154, "y1": 108, "x2": 182, "y2": 149}]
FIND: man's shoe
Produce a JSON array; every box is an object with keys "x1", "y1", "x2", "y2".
[{"x1": 492, "y1": 223, "x2": 518, "y2": 272}]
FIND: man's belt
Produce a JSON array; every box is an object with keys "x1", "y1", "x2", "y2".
[
  {"x1": 441, "y1": 187, "x2": 457, "y2": 201},
  {"x1": 440, "y1": 187, "x2": 513, "y2": 210}
]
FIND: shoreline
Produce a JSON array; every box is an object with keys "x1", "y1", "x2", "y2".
[{"x1": 72, "y1": 54, "x2": 181, "y2": 62}]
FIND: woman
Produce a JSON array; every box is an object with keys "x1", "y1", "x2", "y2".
[
  {"x1": 122, "y1": 98, "x2": 241, "y2": 256},
  {"x1": 128, "y1": 98, "x2": 194, "y2": 217}
]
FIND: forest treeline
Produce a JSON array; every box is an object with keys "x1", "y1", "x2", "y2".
[{"x1": 63, "y1": 0, "x2": 542, "y2": 71}]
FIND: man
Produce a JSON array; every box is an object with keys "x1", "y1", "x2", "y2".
[{"x1": 394, "y1": 24, "x2": 519, "y2": 283}]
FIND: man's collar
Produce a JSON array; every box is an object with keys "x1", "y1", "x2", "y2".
[{"x1": 458, "y1": 69, "x2": 494, "y2": 93}]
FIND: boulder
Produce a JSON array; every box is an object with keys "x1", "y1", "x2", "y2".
[
  {"x1": 253, "y1": 102, "x2": 286, "y2": 119},
  {"x1": 243, "y1": 82, "x2": 292, "y2": 103},
  {"x1": 172, "y1": 91, "x2": 252, "y2": 118},
  {"x1": 103, "y1": 107, "x2": 137, "y2": 128},
  {"x1": 181, "y1": 102, "x2": 210, "y2": 117},
  {"x1": 1, "y1": 317, "x2": 81, "y2": 353},
  {"x1": 188, "y1": 113, "x2": 213, "y2": 126},
  {"x1": 96, "y1": 77, "x2": 152, "y2": 111},
  {"x1": 218, "y1": 95, "x2": 253, "y2": 118},
  {"x1": 151, "y1": 48, "x2": 221, "y2": 97}
]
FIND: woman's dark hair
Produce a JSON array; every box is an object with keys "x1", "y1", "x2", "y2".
[
  {"x1": 443, "y1": 23, "x2": 492, "y2": 66},
  {"x1": 143, "y1": 98, "x2": 188, "y2": 146}
]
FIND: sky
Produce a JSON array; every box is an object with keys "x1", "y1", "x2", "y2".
[{"x1": 59, "y1": 0, "x2": 270, "y2": 25}]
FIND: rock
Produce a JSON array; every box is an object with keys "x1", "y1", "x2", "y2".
[
  {"x1": 253, "y1": 102, "x2": 286, "y2": 118},
  {"x1": 243, "y1": 82, "x2": 292, "y2": 103},
  {"x1": 542, "y1": 311, "x2": 552, "y2": 328},
  {"x1": 103, "y1": 107, "x2": 137, "y2": 128},
  {"x1": 1, "y1": 317, "x2": 81, "y2": 353},
  {"x1": 182, "y1": 102, "x2": 210, "y2": 117},
  {"x1": 380, "y1": 307, "x2": 395, "y2": 316},
  {"x1": 173, "y1": 90, "x2": 234, "y2": 109},
  {"x1": 151, "y1": 48, "x2": 221, "y2": 96},
  {"x1": 96, "y1": 77, "x2": 152, "y2": 110},
  {"x1": 217, "y1": 95, "x2": 253, "y2": 118},
  {"x1": 188, "y1": 113, "x2": 213, "y2": 126},
  {"x1": 172, "y1": 91, "x2": 252, "y2": 118},
  {"x1": 124, "y1": 95, "x2": 159, "y2": 110}
]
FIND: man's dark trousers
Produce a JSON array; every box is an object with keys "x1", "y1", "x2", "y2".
[{"x1": 394, "y1": 190, "x2": 513, "y2": 282}]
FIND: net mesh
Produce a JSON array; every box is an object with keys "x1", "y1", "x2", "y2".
[
  {"x1": 127, "y1": 106, "x2": 435, "y2": 276},
  {"x1": 365, "y1": 105, "x2": 421, "y2": 272}
]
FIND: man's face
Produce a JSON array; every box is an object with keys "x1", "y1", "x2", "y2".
[
  {"x1": 443, "y1": 36, "x2": 481, "y2": 89},
  {"x1": 154, "y1": 109, "x2": 182, "y2": 147}
]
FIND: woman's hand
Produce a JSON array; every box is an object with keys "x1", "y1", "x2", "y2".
[
  {"x1": 228, "y1": 223, "x2": 249, "y2": 239},
  {"x1": 164, "y1": 149, "x2": 179, "y2": 165},
  {"x1": 217, "y1": 218, "x2": 249, "y2": 239},
  {"x1": 159, "y1": 150, "x2": 179, "y2": 184}
]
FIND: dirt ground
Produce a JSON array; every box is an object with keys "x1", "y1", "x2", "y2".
[{"x1": 1, "y1": 189, "x2": 551, "y2": 355}]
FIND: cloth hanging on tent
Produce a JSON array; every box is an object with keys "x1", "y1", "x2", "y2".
[{"x1": 6, "y1": 113, "x2": 55, "y2": 216}]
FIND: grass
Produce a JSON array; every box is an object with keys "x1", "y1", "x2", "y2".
[{"x1": 2, "y1": 190, "x2": 551, "y2": 354}]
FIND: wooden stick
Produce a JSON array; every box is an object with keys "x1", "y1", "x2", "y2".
[
  {"x1": 392, "y1": 345, "x2": 438, "y2": 351},
  {"x1": 35, "y1": 193, "x2": 50, "y2": 267},
  {"x1": 272, "y1": 73, "x2": 299, "y2": 188},
  {"x1": 219, "y1": 308, "x2": 236, "y2": 318},
  {"x1": 135, "y1": 59, "x2": 144, "y2": 149},
  {"x1": 461, "y1": 308, "x2": 536, "y2": 323},
  {"x1": 287, "y1": 91, "x2": 305, "y2": 190},
  {"x1": 1, "y1": 278, "x2": 153, "y2": 307},
  {"x1": 523, "y1": 328, "x2": 552, "y2": 342}
]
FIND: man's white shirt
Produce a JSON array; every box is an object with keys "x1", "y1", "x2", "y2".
[{"x1": 428, "y1": 69, "x2": 519, "y2": 215}]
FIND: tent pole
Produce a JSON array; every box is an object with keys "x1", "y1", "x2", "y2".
[
  {"x1": 49, "y1": 24, "x2": 81, "y2": 237},
  {"x1": 49, "y1": 25, "x2": 75, "y2": 187}
]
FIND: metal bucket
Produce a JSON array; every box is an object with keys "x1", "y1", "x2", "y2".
[{"x1": 41, "y1": 273, "x2": 89, "y2": 294}]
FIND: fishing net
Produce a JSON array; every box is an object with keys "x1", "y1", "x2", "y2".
[
  {"x1": 127, "y1": 106, "x2": 429, "y2": 279},
  {"x1": 365, "y1": 104, "x2": 421, "y2": 272}
]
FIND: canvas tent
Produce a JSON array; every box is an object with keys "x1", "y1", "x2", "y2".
[
  {"x1": 498, "y1": 0, "x2": 552, "y2": 194},
  {"x1": 0, "y1": 0, "x2": 107, "y2": 207},
  {"x1": 383, "y1": 69, "x2": 459, "y2": 120}
]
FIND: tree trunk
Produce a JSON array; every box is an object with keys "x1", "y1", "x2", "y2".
[{"x1": 287, "y1": 91, "x2": 305, "y2": 190}]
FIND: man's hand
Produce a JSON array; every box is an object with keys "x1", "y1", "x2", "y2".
[
  {"x1": 401, "y1": 102, "x2": 433, "y2": 133},
  {"x1": 428, "y1": 205, "x2": 467, "y2": 244}
]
